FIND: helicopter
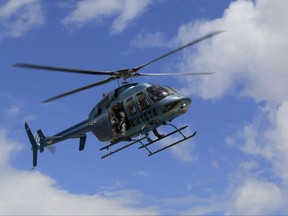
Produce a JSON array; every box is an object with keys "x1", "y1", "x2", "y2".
[{"x1": 15, "y1": 31, "x2": 224, "y2": 167}]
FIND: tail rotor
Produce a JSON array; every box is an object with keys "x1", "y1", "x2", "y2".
[{"x1": 24, "y1": 122, "x2": 39, "y2": 167}]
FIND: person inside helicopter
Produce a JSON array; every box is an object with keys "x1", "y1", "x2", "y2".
[
  {"x1": 110, "y1": 103, "x2": 127, "y2": 140},
  {"x1": 117, "y1": 109, "x2": 126, "y2": 137},
  {"x1": 110, "y1": 108, "x2": 118, "y2": 138}
]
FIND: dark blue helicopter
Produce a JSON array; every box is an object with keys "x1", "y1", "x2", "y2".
[{"x1": 15, "y1": 31, "x2": 223, "y2": 167}]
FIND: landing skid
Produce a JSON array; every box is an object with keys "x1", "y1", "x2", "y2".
[
  {"x1": 99, "y1": 123, "x2": 197, "y2": 159},
  {"x1": 148, "y1": 131, "x2": 196, "y2": 156},
  {"x1": 101, "y1": 137, "x2": 147, "y2": 159}
]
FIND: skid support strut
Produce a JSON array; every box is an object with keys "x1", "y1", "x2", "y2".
[
  {"x1": 148, "y1": 131, "x2": 197, "y2": 156},
  {"x1": 139, "y1": 123, "x2": 197, "y2": 156}
]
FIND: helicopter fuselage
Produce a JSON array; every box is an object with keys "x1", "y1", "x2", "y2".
[
  {"x1": 88, "y1": 82, "x2": 191, "y2": 142},
  {"x1": 35, "y1": 82, "x2": 192, "y2": 150}
]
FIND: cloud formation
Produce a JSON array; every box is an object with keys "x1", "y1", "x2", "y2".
[
  {"x1": 173, "y1": 0, "x2": 288, "y2": 214},
  {"x1": 177, "y1": 0, "x2": 288, "y2": 102},
  {"x1": 0, "y1": 0, "x2": 154, "y2": 39},
  {"x1": 0, "y1": 128, "x2": 157, "y2": 215},
  {"x1": 62, "y1": 0, "x2": 153, "y2": 34},
  {"x1": 134, "y1": 0, "x2": 288, "y2": 214},
  {"x1": 0, "y1": 0, "x2": 44, "y2": 39},
  {"x1": 230, "y1": 179, "x2": 284, "y2": 215}
]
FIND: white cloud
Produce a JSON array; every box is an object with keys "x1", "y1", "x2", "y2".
[
  {"x1": 161, "y1": 0, "x2": 288, "y2": 214},
  {"x1": 131, "y1": 31, "x2": 175, "y2": 49},
  {"x1": 133, "y1": 170, "x2": 150, "y2": 177},
  {"x1": 62, "y1": 0, "x2": 153, "y2": 34},
  {"x1": 241, "y1": 102, "x2": 288, "y2": 182},
  {"x1": 169, "y1": 139, "x2": 197, "y2": 163},
  {"x1": 131, "y1": 4, "x2": 288, "y2": 213},
  {"x1": 230, "y1": 179, "x2": 284, "y2": 215},
  {"x1": 132, "y1": 0, "x2": 288, "y2": 102},
  {"x1": 0, "y1": 0, "x2": 44, "y2": 39},
  {"x1": 6, "y1": 103, "x2": 22, "y2": 117},
  {"x1": 239, "y1": 160, "x2": 259, "y2": 171},
  {"x1": 176, "y1": 0, "x2": 288, "y2": 103},
  {"x1": 155, "y1": 127, "x2": 197, "y2": 163},
  {"x1": 0, "y1": 129, "x2": 22, "y2": 169},
  {"x1": 0, "y1": 128, "x2": 157, "y2": 215},
  {"x1": 159, "y1": 195, "x2": 224, "y2": 215},
  {"x1": 267, "y1": 102, "x2": 288, "y2": 182}
]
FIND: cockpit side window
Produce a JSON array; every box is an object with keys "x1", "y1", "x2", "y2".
[
  {"x1": 126, "y1": 97, "x2": 136, "y2": 115},
  {"x1": 136, "y1": 92, "x2": 150, "y2": 111},
  {"x1": 146, "y1": 85, "x2": 174, "y2": 103}
]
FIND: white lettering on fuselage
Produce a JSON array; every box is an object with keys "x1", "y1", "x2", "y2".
[{"x1": 129, "y1": 108, "x2": 158, "y2": 127}]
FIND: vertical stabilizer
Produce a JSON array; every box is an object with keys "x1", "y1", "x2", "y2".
[{"x1": 24, "y1": 122, "x2": 38, "y2": 167}]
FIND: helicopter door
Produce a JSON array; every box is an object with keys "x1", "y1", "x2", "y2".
[
  {"x1": 126, "y1": 97, "x2": 136, "y2": 116},
  {"x1": 110, "y1": 102, "x2": 131, "y2": 135},
  {"x1": 136, "y1": 91, "x2": 150, "y2": 111}
]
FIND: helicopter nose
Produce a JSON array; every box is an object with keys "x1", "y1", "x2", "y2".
[
  {"x1": 163, "y1": 97, "x2": 191, "y2": 114},
  {"x1": 179, "y1": 97, "x2": 191, "y2": 113}
]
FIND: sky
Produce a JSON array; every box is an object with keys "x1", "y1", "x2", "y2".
[{"x1": 0, "y1": 0, "x2": 288, "y2": 215}]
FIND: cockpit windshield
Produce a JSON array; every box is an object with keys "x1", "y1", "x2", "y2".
[{"x1": 146, "y1": 85, "x2": 174, "y2": 103}]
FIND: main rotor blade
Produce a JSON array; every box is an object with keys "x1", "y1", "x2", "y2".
[
  {"x1": 42, "y1": 77, "x2": 115, "y2": 103},
  {"x1": 13, "y1": 63, "x2": 113, "y2": 76},
  {"x1": 134, "y1": 30, "x2": 224, "y2": 72},
  {"x1": 136, "y1": 72, "x2": 214, "y2": 76}
]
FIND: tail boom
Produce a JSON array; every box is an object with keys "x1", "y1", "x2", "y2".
[{"x1": 24, "y1": 121, "x2": 89, "y2": 167}]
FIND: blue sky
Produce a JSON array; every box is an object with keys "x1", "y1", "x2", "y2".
[{"x1": 1, "y1": 0, "x2": 288, "y2": 215}]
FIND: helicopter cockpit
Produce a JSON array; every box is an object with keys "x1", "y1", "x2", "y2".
[{"x1": 146, "y1": 85, "x2": 176, "y2": 103}]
